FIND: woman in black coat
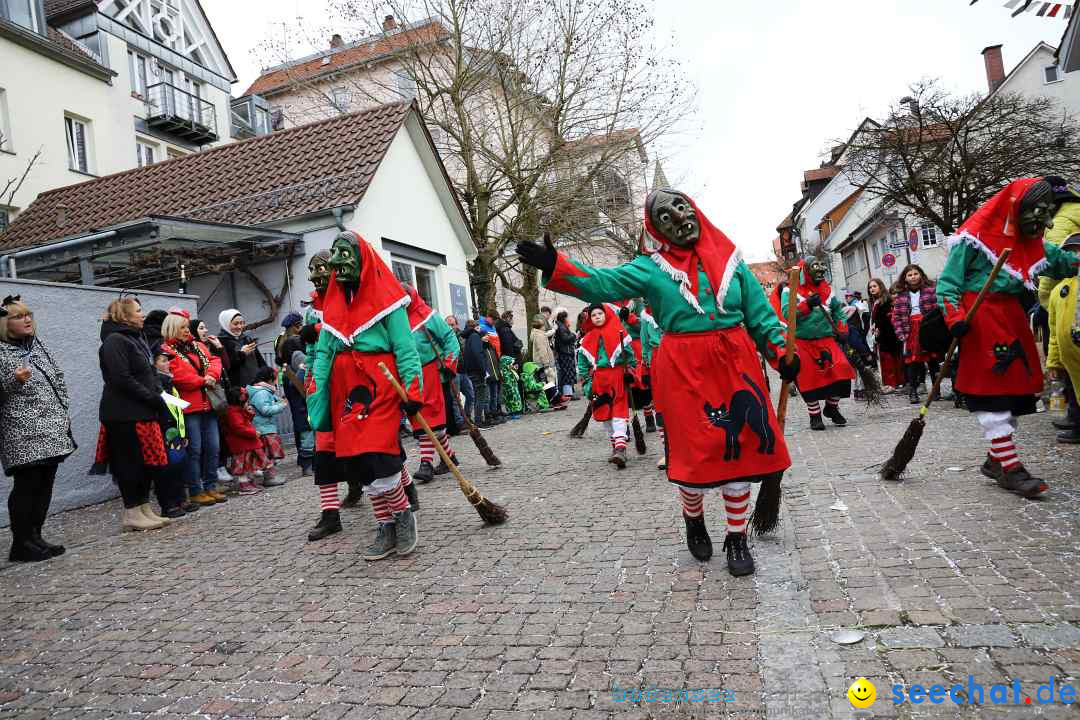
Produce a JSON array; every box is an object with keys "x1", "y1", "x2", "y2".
[
  {"x1": 217, "y1": 309, "x2": 266, "y2": 388},
  {"x1": 98, "y1": 297, "x2": 171, "y2": 533},
  {"x1": 553, "y1": 310, "x2": 578, "y2": 400}
]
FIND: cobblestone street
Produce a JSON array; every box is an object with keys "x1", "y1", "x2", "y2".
[{"x1": 0, "y1": 385, "x2": 1078, "y2": 720}]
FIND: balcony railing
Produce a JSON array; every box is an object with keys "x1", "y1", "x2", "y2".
[{"x1": 145, "y1": 82, "x2": 218, "y2": 144}]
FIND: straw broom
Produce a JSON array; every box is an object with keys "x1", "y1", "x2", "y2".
[
  {"x1": 378, "y1": 362, "x2": 508, "y2": 524},
  {"x1": 775, "y1": 267, "x2": 801, "y2": 431},
  {"x1": 569, "y1": 399, "x2": 594, "y2": 437},
  {"x1": 880, "y1": 249, "x2": 1011, "y2": 482},
  {"x1": 421, "y1": 328, "x2": 501, "y2": 467}
]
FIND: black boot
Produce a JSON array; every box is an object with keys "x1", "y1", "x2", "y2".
[
  {"x1": 29, "y1": 528, "x2": 64, "y2": 557},
  {"x1": 723, "y1": 532, "x2": 755, "y2": 577},
  {"x1": 1052, "y1": 417, "x2": 1077, "y2": 431},
  {"x1": 645, "y1": 415, "x2": 657, "y2": 433},
  {"x1": 434, "y1": 455, "x2": 458, "y2": 475},
  {"x1": 413, "y1": 461, "x2": 435, "y2": 484},
  {"x1": 996, "y1": 464, "x2": 1048, "y2": 499},
  {"x1": 404, "y1": 483, "x2": 420, "y2": 513},
  {"x1": 909, "y1": 384, "x2": 921, "y2": 404},
  {"x1": 9, "y1": 537, "x2": 50, "y2": 562},
  {"x1": 809, "y1": 413, "x2": 826, "y2": 431},
  {"x1": 31, "y1": 481, "x2": 63, "y2": 557},
  {"x1": 341, "y1": 480, "x2": 362, "y2": 508},
  {"x1": 307, "y1": 510, "x2": 342, "y2": 541},
  {"x1": 907, "y1": 366, "x2": 921, "y2": 404},
  {"x1": 1058, "y1": 427, "x2": 1080, "y2": 445},
  {"x1": 683, "y1": 514, "x2": 712, "y2": 561},
  {"x1": 822, "y1": 404, "x2": 847, "y2": 426}
]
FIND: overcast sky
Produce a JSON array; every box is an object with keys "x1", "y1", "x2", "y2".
[{"x1": 204, "y1": 0, "x2": 1067, "y2": 261}]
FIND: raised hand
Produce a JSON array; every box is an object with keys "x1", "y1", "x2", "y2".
[{"x1": 516, "y1": 232, "x2": 557, "y2": 274}]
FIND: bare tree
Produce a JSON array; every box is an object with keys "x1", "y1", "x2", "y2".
[
  {"x1": 0, "y1": 133, "x2": 43, "y2": 220},
  {"x1": 842, "y1": 79, "x2": 1080, "y2": 234},
  {"x1": 257, "y1": 0, "x2": 692, "y2": 320}
]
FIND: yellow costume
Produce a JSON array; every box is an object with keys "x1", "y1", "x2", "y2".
[{"x1": 1047, "y1": 276, "x2": 1080, "y2": 389}]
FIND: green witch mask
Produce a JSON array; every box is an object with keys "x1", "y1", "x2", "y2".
[
  {"x1": 308, "y1": 250, "x2": 332, "y2": 292},
  {"x1": 328, "y1": 233, "x2": 361, "y2": 283}
]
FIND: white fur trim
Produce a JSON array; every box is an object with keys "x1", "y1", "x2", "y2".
[
  {"x1": 321, "y1": 295, "x2": 411, "y2": 346},
  {"x1": 640, "y1": 309, "x2": 659, "y2": 330},
  {"x1": 649, "y1": 252, "x2": 705, "y2": 314},
  {"x1": 714, "y1": 250, "x2": 742, "y2": 315},
  {"x1": 578, "y1": 345, "x2": 596, "y2": 369},
  {"x1": 946, "y1": 229, "x2": 1044, "y2": 290}
]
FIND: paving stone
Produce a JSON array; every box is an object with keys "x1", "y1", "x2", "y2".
[
  {"x1": 1017, "y1": 624, "x2": 1080, "y2": 649},
  {"x1": 944, "y1": 624, "x2": 1017, "y2": 648},
  {"x1": 878, "y1": 627, "x2": 946, "y2": 649}
]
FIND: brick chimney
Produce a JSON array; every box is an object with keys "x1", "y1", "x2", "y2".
[
  {"x1": 383, "y1": 15, "x2": 397, "y2": 31},
  {"x1": 329, "y1": 33, "x2": 344, "y2": 49},
  {"x1": 982, "y1": 45, "x2": 1006, "y2": 93}
]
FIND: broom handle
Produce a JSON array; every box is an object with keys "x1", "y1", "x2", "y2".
[
  {"x1": 377, "y1": 362, "x2": 474, "y2": 493},
  {"x1": 921, "y1": 248, "x2": 1012, "y2": 415},
  {"x1": 776, "y1": 268, "x2": 801, "y2": 429},
  {"x1": 421, "y1": 327, "x2": 477, "y2": 433}
]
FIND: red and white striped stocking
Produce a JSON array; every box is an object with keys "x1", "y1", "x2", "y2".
[
  {"x1": 318, "y1": 484, "x2": 340, "y2": 511},
  {"x1": 418, "y1": 435, "x2": 436, "y2": 464},
  {"x1": 679, "y1": 487, "x2": 704, "y2": 518},
  {"x1": 806, "y1": 401, "x2": 822, "y2": 417},
  {"x1": 722, "y1": 482, "x2": 751, "y2": 534}
]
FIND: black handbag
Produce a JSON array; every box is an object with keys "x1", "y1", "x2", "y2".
[{"x1": 918, "y1": 306, "x2": 952, "y2": 355}]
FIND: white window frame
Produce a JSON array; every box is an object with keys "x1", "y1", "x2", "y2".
[
  {"x1": 1045, "y1": 64, "x2": 1063, "y2": 84},
  {"x1": 136, "y1": 140, "x2": 156, "y2": 167},
  {"x1": 391, "y1": 257, "x2": 440, "y2": 312},
  {"x1": 842, "y1": 248, "x2": 859, "y2": 277},
  {"x1": 64, "y1": 115, "x2": 90, "y2": 173},
  {"x1": 920, "y1": 222, "x2": 939, "y2": 249},
  {"x1": 128, "y1": 50, "x2": 148, "y2": 97},
  {"x1": 331, "y1": 87, "x2": 350, "y2": 112},
  {"x1": 0, "y1": 88, "x2": 11, "y2": 152}
]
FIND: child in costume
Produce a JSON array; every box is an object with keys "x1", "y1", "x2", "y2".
[
  {"x1": 638, "y1": 302, "x2": 666, "y2": 468},
  {"x1": 1046, "y1": 233, "x2": 1080, "y2": 444},
  {"x1": 247, "y1": 366, "x2": 288, "y2": 487},
  {"x1": 779, "y1": 257, "x2": 855, "y2": 431},
  {"x1": 220, "y1": 387, "x2": 267, "y2": 496},
  {"x1": 517, "y1": 189, "x2": 800, "y2": 577},
  {"x1": 1040, "y1": 179, "x2": 1080, "y2": 437},
  {"x1": 521, "y1": 361, "x2": 551, "y2": 411},
  {"x1": 614, "y1": 301, "x2": 657, "y2": 432},
  {"x1": 308, "y1": 231, "x2": 422, "y2": 560},
  {"x1": 577, "y1": 304, "x2": 636, "y2": 469},
  {"x1": 152, "y1": 349, "x2": 190, "y2": 517},
  {"x1": 890, "y1": 264, "x2": 946, "y2": 405},
  {"x1": 500, "y1": 356, "x2": 523, "y2": 418},
  {"x1": 938, "y1": 178, "x2": 1078, "y2": 498},
  {"x1": 402, "y1": 283, "x2": 461, "y2": 482}
]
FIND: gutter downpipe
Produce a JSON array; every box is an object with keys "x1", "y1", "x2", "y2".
[{"x1": 1, "y1": 230, "x2": 118, "y2": 279}]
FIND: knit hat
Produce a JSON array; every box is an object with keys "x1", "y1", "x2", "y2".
[
  {"x1": 1044, "y1": 176, "x2": 1080, "y2": 204},
  {"x1": 281, "y1": 311, "x2": 303, "y2": 329}
]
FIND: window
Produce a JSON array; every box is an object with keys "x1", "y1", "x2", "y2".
[
  {"x1": 65, "y1": 116, "x2": 90, "y2": 173},
  {"x1": 128, "y1": 51, "x2": 148, "y2": 96},
  {"x1": 920, "y1": 222, "x2": 939, "y2": 248},
  {"x1": 391, "y1": 258, "x2": 439, "y2": 311},
  {"x1": 395, "y1": 71, "x2": 417, "y2": 100},
  {"x1": 0, "y1": 208, "x2": 9, "y2": 233},
  {"x1": 331, "y1": 87, "x2": 350, "y2": 112},
  {"x1": 136, "y1": 141, "x2": 156, "y2": 167},
  {"x1": 1045, "y1": 65, "x2": 1062, "y2": 84},
  {"x1": 1, "y1": 0, "x2": 43, "y2": 33},
  {"x1": 0, "y1": 88, "x2": 10, "y2": 151},
  {"x1": 842, "y1": 248, "x2": 859, "y2": 277}
]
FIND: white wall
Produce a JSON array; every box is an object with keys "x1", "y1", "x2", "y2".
[{"x1": 997, "y1": 45, "x2": 1080, "y2": 117}]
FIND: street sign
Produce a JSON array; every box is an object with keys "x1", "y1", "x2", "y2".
[
  {"x1": 881, "y1": 252, "x2": 897, "y2": 268},
  {"x1": 888, "y1": 231, "x2": 910, "y2": 250},
  {"x1": 909, "y1": 228, "x2": 920, "y2": 252}
]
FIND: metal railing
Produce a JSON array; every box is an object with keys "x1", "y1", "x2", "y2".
[{"x1": 145, "y1": 82, "x2": 217, "y2": 140}]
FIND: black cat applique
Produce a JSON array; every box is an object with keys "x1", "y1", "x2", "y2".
[
  {"x1": 704, "y1": 374, "x2": 776, "y2": 461},
  {"x1": 344, "y1": 383, "x2": 375, "y2": 421},
  {"x1": 814, "y1": 349, "x2": 834, "y2": 370},
  {"x1": 991, "y1": 340, "x2": 1031, "y2": 376}
]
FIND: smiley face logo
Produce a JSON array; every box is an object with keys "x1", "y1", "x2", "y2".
[{"x1": 847, "y1": 678, "x2": 876, "y2": 708}]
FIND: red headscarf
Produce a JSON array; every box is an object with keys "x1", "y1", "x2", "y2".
[
  {"x1": 950, "y1": 177, "x2": 1049, "y2": 289},
  {"x1": 579, "y1": 304, "x2": 631, "y2": 368},
  {"x1": 643, "y1": 192, "x2": 740, "y2": 314},
  {"x1": 402, "y1": 284, "x2": 435, "y2": 331},
  {"x1": 794, "y1": 259, "x2": 834, "y2": 307},
  {"x1": 321, "y1": 232, "x2": 410, "y2": 344}
]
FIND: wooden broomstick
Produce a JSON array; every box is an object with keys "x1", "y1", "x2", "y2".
[
  {"x1": 775, "y1": 267, "x2": 801, "y2": 430},
  {"x1": 378, "y1": 362, "x2": 508, "y2": 524},
  {"x1": 625, "y1": 372, "x2": 648, "y2": 455},
  {"x1": 880, "y1": 249, "x2": 1010, "y2": 482},
  {"x1": 421, "y1": 328, "x2": 501, "y2": 467},
  {"x1": 815, "y1": 305, "x2": 884, "y2": 406}
]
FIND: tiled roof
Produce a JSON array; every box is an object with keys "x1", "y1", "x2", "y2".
[
  {"x1": 803, "y1": 166, "x2": 839, "y2": 183},
  {"x1": 43, "y1": 0, "x2": 96, "y2": 20},
  {"x1": 0, "y1": 102, "x2": 413, "y2": 252},
  {"x1": 244, "y1": 21, "x2": 448, "y2": 96}
]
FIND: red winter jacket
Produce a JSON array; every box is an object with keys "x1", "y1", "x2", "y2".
[
  {"x1": 221, "y1": 405, "x2": 261, "y2": 455},
  {"x1": 164, "y1": 340, "x2": 223, "y2": 413}
]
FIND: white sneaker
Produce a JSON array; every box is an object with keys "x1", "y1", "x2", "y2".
[
  {"x1": 216, "y1": 467, "x2": 232, "y2": 482},
  {"x1": 657, "y1": 458, "x2": 666, "y2": 469}
]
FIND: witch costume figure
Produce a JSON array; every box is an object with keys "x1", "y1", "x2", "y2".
[
  {"x1": 779, "y1": 257, "x2": 856, "y2": 430},
  {"x1": 307, "y1": 231, "x2": 423, "y2": 559},
  {"x1": 577, "y1": 303, "x2": 636, "y2": 469},
  {"x1": 402, "y1": 283, "x2": 461, "y2": 483},
  {"x1": 517, "y1": 189, "x2": 800, "y2": 577},
  {"x1": 937, "y1": 178, "x2": 1078, "y2": 498},
  {"x1": 618, "y1": 300, "x2": 659, "y2": 432}
]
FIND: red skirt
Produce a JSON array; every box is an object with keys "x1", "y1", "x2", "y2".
[
  {"x1": 954, "y1": 291, "x2": 1043, "y2": 399},
  {"x1": 794, "y1": 336, "x2": 855, "y2": 401},
  {"x1": 409, "y1": 360, "x2": 447, "y2": 432},
  {"x1": 227, "y1": 447, "x2": 270, "y2": 476},
  {"x1": 904, "y1": 314, "x2": 940, "y2": 364},
  {"x1": 329, "y1": 350, "x2": 404, "y2": 458},
  {"x1": 315, "y1": 430, "x2": 335, "y2": 453},
  {"x1": 590, "y1": 366, "x2": 630, "y2": 421},
  {"x1": 260, "y1": 432, "x2": 285, "y2": 460},
  {"x1": 878, "y1": 349, "x2": 906, "y2": 387},
  {"x1": 652, "y1": 328, "x2": 791, "y2": 488}
]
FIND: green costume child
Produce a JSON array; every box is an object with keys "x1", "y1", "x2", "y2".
[{"x1": 500, "y1": 355, "x2": 523, "y2": 416}]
